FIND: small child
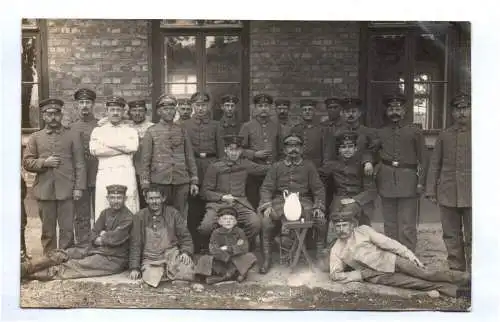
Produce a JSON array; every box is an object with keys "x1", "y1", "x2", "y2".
[{"x1": 198, "y1": 206, "x2": 257, "y2": 285}]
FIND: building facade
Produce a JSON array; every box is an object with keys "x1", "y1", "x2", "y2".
[{"x1": 21, "y1": 19, "x2": 471, "y2": 133}]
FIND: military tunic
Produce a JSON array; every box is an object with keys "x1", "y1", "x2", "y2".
[
  {"x1": 259, "y1": 158, "x2": 326, "y2": 241},
  {"x1": 375, "y1": 123, "x2": 425, "y2": 252},
  {"x1": 291, "y1": 121, "x2": 327, "y2": 169},
  {"x1": 218, "y1": 115, "x2": 242, "y2": 137},
  {"x1": 129, "y1": 120, "x2": 154, "y2": 209},
  {"x1": 140, "y1": 121, "x2": 198, "y2": 218},
  {"x1": 70, "y1": 116, "x2": 99, "y2": 243},
  {"x1": 44, "y1": 206, "x2": 133, "y2": 280},
  {"x1": 426, "y1": 124, "x2": 471, "y2": 271},
  {"x1": 240, "y1": 117, "x2": 282, "y2": 209},
  {"x1": 23, "y1": 126, "x2": 86, "y2": 254},
  {"x1": 199, "y1": 158, "x2": 270, "y2": 238}
]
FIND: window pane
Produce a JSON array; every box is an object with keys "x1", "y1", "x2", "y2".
[
  {"x1": 22, "y1": 83, "x2": 40, "y2": 128},
  {"x1": 206, "y1": 35, "x2": 241, "y2": 83},
  {"x1": 415, "y1": 33, "x2": 447, "y2": 81},
  {"x1": 165, "y1": 83, "x2": 198, "y2": 99},
  {"x1": 413, "y1": 82, "x2": 446, "y2": 130},
  {"x1": 206, "y1": 83, "x2": 241, "y2": 120},
  {"x1": 22, "y1": 36, "x2": 38, "y2": 82},
  {"x1": 370, "y1": 34, "x2": 406, "y2": 81},
  {"x1": 164, "y1": 36, "x2": 198, "y2": 96}
]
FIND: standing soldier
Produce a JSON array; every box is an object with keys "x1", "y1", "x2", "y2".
[
  {"x1": 258, "y1": 134, "x2": 326, "y2": 274},
  {"x1": 218, "y1": 94, "x2": 241, "y2": 136},
  {"x1": 90, "y1": 96, "x2": 140, "y2": 219},
  {"x1": 176, "y1": 98, "x2": 193, "y2": 125},
  {"x1": 240, "y1": 93, "x2": 282, "y2": 209},
  {"x1": 275, "y1": 98, "x2": 293, "y2": 137},
  {"x1": 425, "y1": 93, "x2": 472, "y2": 272},
  {"x1": 183, "y1": 91, "x2": 224, "y2": 252},
  {"x1": 321, "y1": 97, "x2": 344, "y2": 160},
  {"x1": 127, "y1": 99, "x2": 154, "y2": 209},
  {"x1": 140, "y1": 94, "x2": 199, "y2": 219},
  {"x1": 375, "y1": 93, "x2": 425, "y2": 253},
  {"x1": 23, "y1": 98, "x2": 86, "y2": 254},
  {"x1": 71, "y1": 88, "x2": 99, "y2": 243}
]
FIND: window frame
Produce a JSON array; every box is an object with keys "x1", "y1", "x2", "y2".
[
  {"x1": 360, "y1": 21, "x2": 459, "y2": 132},
  {"x1": 151, "y1": 20, "x2": 250, "y2": 123},
  {"x1": 21, "y1": 19, "x2": 49, "y2": 134}
]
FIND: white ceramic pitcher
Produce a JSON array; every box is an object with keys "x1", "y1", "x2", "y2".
[{"x1": 283, "y1": 190, "x2": 302, "y2": 221}]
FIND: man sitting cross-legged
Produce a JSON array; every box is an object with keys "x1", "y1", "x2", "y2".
[
  {"x1": 328, "y1": 204, "x2": 471, "y2": 298},
  {"x1": 129, "y1": 184, "x2": 195, "y2": 287},
  {"x1": 21, "y1": 184, "x2": 133, "y2": 281},
  {"x1": 197, "y1": 206, "x2": 257, "y2": 284}
]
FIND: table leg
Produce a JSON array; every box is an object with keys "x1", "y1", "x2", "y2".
[{"x1": 290, "y1": 228, "x2": 308, "y2": 269}]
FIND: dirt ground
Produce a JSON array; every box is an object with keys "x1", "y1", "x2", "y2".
[{"x1": 20, "y1": 194, "x2": 471, "y2": 311}]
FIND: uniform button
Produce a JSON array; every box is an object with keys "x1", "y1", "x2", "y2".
[
  {"x1": 264, "y1": 139, "x2": 268, "y2": 143},
  {"x1": 153, "y1": 225, "x2": 157, "y2": 229}
]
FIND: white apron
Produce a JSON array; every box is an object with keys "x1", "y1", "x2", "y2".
[{"x1": 90, "y1": 123, "x2": 140, "y2": 220}]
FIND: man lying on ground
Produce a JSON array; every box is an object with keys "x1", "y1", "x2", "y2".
[
  {"x1": 328, "y1": 204, "x2": 471, "y2": 298},
  {"x1": 21, "y1": 185, "x2": 133, "y2": 280},
  {"x1": 128, "y1": 184, "x2": 195, "y2": 287},
  {"x1": 196, "y1": 206, "x2": 257, "y2": 284}
]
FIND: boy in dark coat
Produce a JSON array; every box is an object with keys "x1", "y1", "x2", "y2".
[{"x1": 197, "y1": 206, "x2": 257, "y2": 284}]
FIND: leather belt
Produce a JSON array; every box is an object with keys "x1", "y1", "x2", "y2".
[
  {"x1": 381, "y1": 159, "x2": 418, "y2": 170},
  {"x1": 195, "y1": 152, "x2": 217, "y2": 158}
]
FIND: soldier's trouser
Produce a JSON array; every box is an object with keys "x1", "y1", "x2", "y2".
[
  {"x1": 188, "y1": 195, "x2": 206, "y2": 252},
  {"x1": 136, "y1": 175, "x2": 147, "y2": 210},
  {"x1": 361, "y1": 269, "x2": 459, "y2": 298},
  {"x1": 158, "y1": 184, "x2": 190, "y2": 219},
  {"x1": 246, "y1": 175, "x2": 265, "y2": 210},
  {"x1": 21, "y1": 196, "x2": 28, "y2": 254},
  {"x1": 74, "y1": 187, "x2": 94, "y2": 244},
  {"x1": 440, "y1": 206, "x2": 472, "y2": 272},
  {"x1": 199, "y1": 203, "x2": 262, "y2": 239},
  {"x1": 381, "y1": 197, "x2": 418, "y2": 252},
  {"x1": 394, "y1": 255, "x2": 469, "y2": 284},
  {"x1": 38, "y1": 199, "x2": 74, "y2": 255}
]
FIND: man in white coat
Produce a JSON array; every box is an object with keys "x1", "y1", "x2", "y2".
[{"x1": 90, "y1": 96, "x2": 139, "y2": 219}]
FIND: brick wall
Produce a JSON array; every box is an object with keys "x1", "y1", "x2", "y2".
[
  {"x1": 249, "y1": 21, "x2": 360, "y2": 121},
  {"x1": 47, "y1": 19, "x2": 152, "y2": 125}
]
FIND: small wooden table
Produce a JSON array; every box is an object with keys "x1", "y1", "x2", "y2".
[{"x1": 280, "y1": 220, "x2": 316, "y2": 272}]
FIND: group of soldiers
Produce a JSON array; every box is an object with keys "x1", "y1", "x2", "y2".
[{"x1": 20, "y1": 87, "x2": 472, "y2": 297}]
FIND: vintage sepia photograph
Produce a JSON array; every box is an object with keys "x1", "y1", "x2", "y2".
[{"x1": 18, "y1": 18, "x2": 472, "y2": 311}]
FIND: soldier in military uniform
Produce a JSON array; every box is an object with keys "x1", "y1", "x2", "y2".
[
  {"x1": 70, "y1": 88, "x2": 99, "y2": 243},
  {"x1": 218, "y1": 94, "x2": 242, "y2": 136},
  {"x1": 321, "y1": 97, "x2": 344, "y2": 160},
  {"x1": 275, "y1": 98, "x2": 293, "y2": 137},
  {"x1": 240, "y1": 93, "x2": 282, "y2": 210},
  {"x1": 177, "y1": 98, "x2": 193, "y2": 123},
  {"x1": 199, "y1": 135, "x2": 270, "y2": 246},
  {"x1": 320, "y1": 131, "x2": 377, "y2": 229},
  {"x1": 375, "y1": 94, "x2": 425, "y2": 253},
  {"x1": 425, "y1": 93, "x2": 472, "y2": 272},
  {"x1": 127, "y1": 99, "x2": 154, "y2": 209},
  {"x1": 23, "y1": 98, "x2": 86, "y2": 254},
  {"x1": 140, "y1": 94, "x2": 199, "y2": 219},
  {"x1": 183, "y1": 91, "x2": 224, "y2": 252},
  {"x1": 258, "y1": 134, "x2": 326, "y2": 274}
]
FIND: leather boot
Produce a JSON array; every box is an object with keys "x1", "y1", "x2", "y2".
[
  {"x1": 259, "y1": 233, "x2": 272, "y2": 274},
  {"x1": 206, "y1": 265, "x2": 237, "y2": 284},
  {"x1": 21, "y1": 249, "x2": 68, "y2": 279}
]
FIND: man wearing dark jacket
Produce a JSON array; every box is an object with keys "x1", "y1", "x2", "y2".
[
  {"x1": 21, "y1": 185, "x2": 133, "y2": 280},
  {"x1": 129, "y1": 184, "x2": 195, "y2": 287}
]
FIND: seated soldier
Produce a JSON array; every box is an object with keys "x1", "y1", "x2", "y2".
[
  {"x1": 199, "y1": 135, "x2": 270, "y2": 249},
  {"x1": 129, "y1": 184, "x2": 195, "y2": 287},
  {"x1": 328, "y1": 204, "x2": 471, "y2": 298},
  {"x1": 21, "y1": 185, "x2": 133, "y2": 280},
  {"x1": 320, "y1": 131, "x2": 377, "y2": 228},
  {"x1": 258, "y1": 133, "x2": 326, "y2": 274},
  {"x1": 197, "y1": 206, "x2": 257, "y2": 284}
]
